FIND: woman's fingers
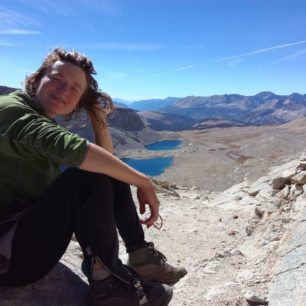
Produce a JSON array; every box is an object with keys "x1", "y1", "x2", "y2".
[{"x1": 137, "y1": 183, "x2": 160, "y2": 228}]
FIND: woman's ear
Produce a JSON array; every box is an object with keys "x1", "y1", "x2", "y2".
[{"x1": 30, "y1": 81, "x2": 39, "y2": 97}]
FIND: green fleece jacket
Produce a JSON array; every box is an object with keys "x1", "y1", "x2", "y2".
[{"x1": 0, "y1": 91, "x2": 88, "y2": 210}]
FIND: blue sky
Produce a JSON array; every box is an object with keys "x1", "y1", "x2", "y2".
[{"x1": 0, "y1": 0, "x2": 306, "y2": 100}]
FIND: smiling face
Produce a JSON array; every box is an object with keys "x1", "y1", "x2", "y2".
[{"x1": 34, "y1": 61, "x2": 87, "y2": 119}]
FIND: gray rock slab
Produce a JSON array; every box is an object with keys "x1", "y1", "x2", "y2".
[
  {"x1": 0, "y1": 263, "x2": 89, "y2": 306},
  {"x1": 268, "y1": 219, "x2": 306, "y2": 306}
]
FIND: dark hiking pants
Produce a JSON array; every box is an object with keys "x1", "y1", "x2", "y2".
[{"x1": 0, "y1": 168, "x2": 146, "y2": 286}]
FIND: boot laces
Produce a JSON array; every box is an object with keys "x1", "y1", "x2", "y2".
[
  {"x1": 125, "y1": 265, "x2": 146, "y2": 299},
  {"x1": 147, "y1": 243, "x2": 173, "y2": 270}
]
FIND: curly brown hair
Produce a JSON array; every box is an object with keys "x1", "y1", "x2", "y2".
[{"x1": 24, "y1": 47, "x2": 114, "y2": 125}]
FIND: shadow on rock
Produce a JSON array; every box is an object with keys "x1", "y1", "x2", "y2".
[{"x1": 0, "y1": 262, "x2": 89, "y2": 306}]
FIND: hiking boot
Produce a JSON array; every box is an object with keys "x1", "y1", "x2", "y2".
[
  {"x1": 89, "y1": 275, "x2": 140, "y2": 306},
  {"x1": 89, "y1": 271, "x2": 173, "y2": 306},
  {"x1": 140, "y1": 277, "x2": 173, "y2": 306},
  {"x1": 127, "y1": 242, "x2": 187, "y2": 285}
]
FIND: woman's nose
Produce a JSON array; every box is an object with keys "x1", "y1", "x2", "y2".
[{"x1": 57, "y1": 81, "x2": 69, "y2": 93}]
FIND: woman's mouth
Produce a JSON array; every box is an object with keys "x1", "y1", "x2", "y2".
[{"x1": 50, "y1": 94, "x2": 65, "y2": 105}]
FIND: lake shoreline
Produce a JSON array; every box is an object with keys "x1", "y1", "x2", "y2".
[{"x1": 120, "y1": 139, "x2": 183, "y2": 176}]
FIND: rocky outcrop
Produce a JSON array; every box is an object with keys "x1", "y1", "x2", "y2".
[
  {"x1": 58, "y1": 107, "x2": 162, "y2": 155},
  {"x1": 139, "y1": 111, "x2": 196, "y2": 131},
  {"x1": 0, "y1": 86, "x2": 18, "y2": 95},
  {"x1": 207, "y1": 150, "x2": 306, "y2": 305},
  {"x1": 108, "y1": 108, "x2": 165, "y2": 154},
  {"x1": 0, "y1": 263, "x2": 88, "y2": 305},
  {"x1": 150, "y1": 148, "x2": 306, "y2": 305},
  {"x1": 1, "y1": 148, "x2": 306, "y2": 305},
  {"x1": 110, "y1": 126, "x2": 160, "y2": 154},
  {"x1": 266, "y1": 149, "x2": 306, "y2": 306},
  {"x1": 109, "y1": 107, "x2": 146, "y2": 131},
  {"x1": 268, "y1": 217, "x2": 306, "y2": 305}
]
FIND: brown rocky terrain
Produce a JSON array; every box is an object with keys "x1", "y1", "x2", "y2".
[
  {"x1": 1, "y1": 153, "x2": 305, "y2": 305},
  {"x1": 1, "y1": 120, "x2": 306, "y2": 305},
  {"x1": 2, "y1": 87, "x2": 306, "y2": 305},
  {"x1": 118, "y1": 118, "x2": 306, "y2": 193}
]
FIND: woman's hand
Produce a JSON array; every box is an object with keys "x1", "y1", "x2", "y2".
[
  {"x1": 88, "y1": 105, "x2": 113, "y2": 153},
  {"x1": 137, "y1": 182, "x2": 160, "y2": 228},
  {"x1": 88, "y1": 104, "x2": 107, "y2": 122}
]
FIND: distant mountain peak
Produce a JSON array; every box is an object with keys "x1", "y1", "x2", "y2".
[{"x1": 254, "y1": 91, "x2": 276, "y2": 99}]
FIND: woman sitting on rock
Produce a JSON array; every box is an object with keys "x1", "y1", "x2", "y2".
[{"x1": 0, "y1": 48, "x2": 187, "y2": 306}]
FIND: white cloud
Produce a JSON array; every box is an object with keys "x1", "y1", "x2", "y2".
[
  {"x1": 154, "y1": 64, "x2": 196, "y2": 77},
  {"x1": 226, "y1": 58, "x2": 244, "y2": 67},
  {"x1": 19, "y1": 0, "x2": 78, "y2": 16},
  {"x1": 179, "y1": 44, "x2": 206, "y2": 50},
  {"x1": 174, "y1": 65, "x2": 196, "y2": 72},
  {"x1": 18, "y1": 0, "x2": 120, "y2": 16},
  {"x1": 0, "y1": 28, "x2": 40, "y2": 35},
  {"x1": 107, "y1": 71, "x2": 127, "y2": 80},
  {"x1": 0, "y1": 7, "x2": 40, "y2": 27},
  {"x1": 83, "y1": 43, "x2": 165, "y2": 51},
  {"x1": 215, "y1": 40, "x2": 306, "y2": 63},
  {"x1": 78, "y1": 0, "x2": 120, "y2": 14},
  {"x1": 154, "y1": 40, "x2": 306, "y2": 77},
  {"x1": 0, "y1": 39, "x2": 14, "y2": 46},
  {"x1": 272, "y1": 49, "x2": 306, "y2": 64}
]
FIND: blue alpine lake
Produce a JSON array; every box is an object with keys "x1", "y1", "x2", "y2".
[
  {"x1": 122, "y1": 157, "x2": 174, "y2": 176},
  {"x1": 121, "y1": 139, "x2": 181, "y2": 176},
  {"x1": 145, "y1": 139, "x2": 182, "y2": 151}
]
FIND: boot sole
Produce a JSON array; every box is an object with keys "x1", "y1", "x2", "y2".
[
  {"x1": 140, "y1": 287, "x2": 173, "y2": 306},
  {"x1": 143, "y1": 277, "x2": 184, "y2": 286}
]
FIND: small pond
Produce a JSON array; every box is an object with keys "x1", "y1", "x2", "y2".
[
  {"x1": 121, "y1": 156, "x2": 174, "y2": 176},
  {"x1": 145, "y1": 139, "x2": 182, "y2": 151},
  {"x1": 122, "y1": 139, "x2": 182, "y2": 176}
]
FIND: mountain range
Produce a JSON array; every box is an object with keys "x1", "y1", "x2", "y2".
[
  {"x1": 129, "y1": 92, "x2": 306, "y2": 130},
  {"x1": 2, "y1": 85, "x2": 306, "y2": 132}
]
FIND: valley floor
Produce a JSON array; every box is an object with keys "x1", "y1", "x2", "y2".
[{"x1": 153, "y1": 122, "x2": 306, "y2": 192}]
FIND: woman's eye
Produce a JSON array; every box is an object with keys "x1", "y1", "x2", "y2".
[
  {"x1": 71, "y1": 87, "x2": 79, "y2": 94},
  {"x1": 51, "y1": 77, "x2": 61, "y2": 82}
]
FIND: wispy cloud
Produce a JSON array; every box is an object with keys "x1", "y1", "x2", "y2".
[
  {"x1": 0, "y1": 7, "x2": 40, "y2": 27},
  {"x1": 106, "y1": 71, "x2": 127, "y2": 80},
  {"x1": 226, "y1": 58, "x2": 245, "y2": 67},
  {"x1": 272, "y1": 49, "x2": 306, "y2": 64},
  {"x1": 78, "y1": 0, "x2": 120, "y2": 14},
  {"x1": 154, "y1": 40, "x2": 306, "y2": 77},
  {"x1": 174, "y1": 65, "x2": 196, "y2": 72},
  {"x1": 82, "y1": 43, "x2": 165, "y2": 51},
  {"x1": 154, "y1": 64, "x2": 196, "y2": 77},
  {"x1": 215, "y1": 40, "x2": 306, "y2": 63},
  {"x1": 179, "y1": 44, "x2": 206, "y2": 50},
  {"x1": 0, "y1": 28, "x2": 40, "y2": 35},
  {"x1": 0, "y1": 40, "x2": 14, "y2": 46},
  {"x1": 19, "y1": 0, "x2": 120, "y2": 16},
  {"x1": 0, "y1": 7, "x2": 40, "y2": 41},
  {"x1": 19, "y1": 0, "x2": 78, "y2": 16}
]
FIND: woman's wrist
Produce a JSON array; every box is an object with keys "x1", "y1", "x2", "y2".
[{"x1": 137, "y1": 175, "x2": 151, "y2": 189}]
